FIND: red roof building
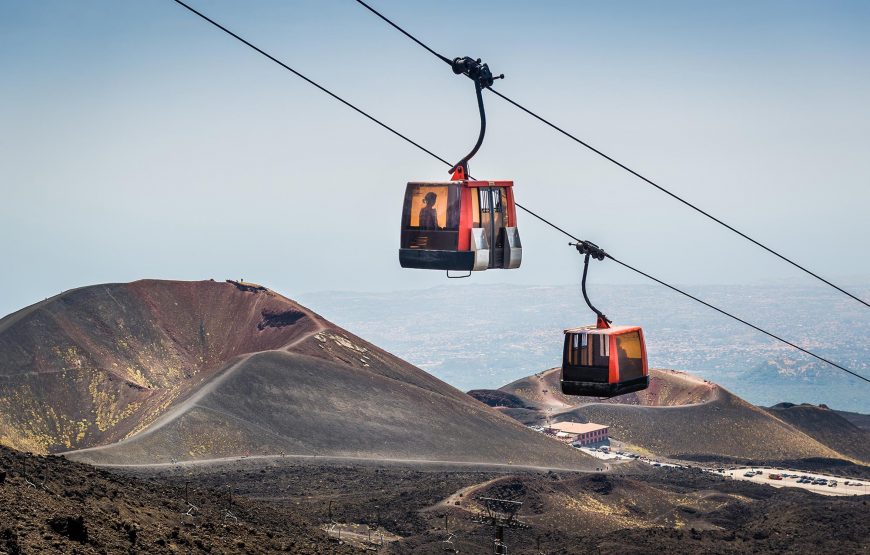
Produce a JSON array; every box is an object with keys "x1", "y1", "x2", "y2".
[{"x1": 545, "y1": 422, "x2": 609, "y2": 446}]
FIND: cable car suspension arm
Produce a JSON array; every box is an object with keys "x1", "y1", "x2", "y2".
[
  {"x1": 571, "y1": 241, "x2": 612, "y2": 327},
  {"x1": 449, "y1": 57, "x2": 503, "y2": 179},
  {"x1": 355, "y1": 0, "x2": 496, "y2": 179}
]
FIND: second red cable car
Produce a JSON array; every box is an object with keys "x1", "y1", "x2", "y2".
[
  {"x1": 561, "y1": 317, "x2": 649, "y2": 397},
  {"x1": 559, "y1": 242, "x2": 650, "y2": 397}
]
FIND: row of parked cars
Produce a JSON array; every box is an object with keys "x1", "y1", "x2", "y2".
[
  {"x1": 740, "y1": 470, "x2": 867, "y2": 489},
  {"x1": 796, "y1": 476, "x2": 837, "y2": 487},
  {"x1": 784, "y1": 474, "x2": 864, "y2": 488}
]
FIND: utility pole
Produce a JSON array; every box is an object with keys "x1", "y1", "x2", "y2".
[{"x1": 473, "y1": 497, "x2": 528, "y2": 555}]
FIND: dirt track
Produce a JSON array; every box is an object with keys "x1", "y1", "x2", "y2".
[
  {"x1": 69, "y1": 318, "x2": 325, "y2": 456},
  {"x1": 78, "y1": 452, "x2": 612, "y2": 474}
]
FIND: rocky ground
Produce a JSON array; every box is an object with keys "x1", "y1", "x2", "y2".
[
  {"x1": 131, "y1": 456, "x2": 870, "y2": 554},
  {"x1": 2, "y1": 446, "x2": 868, "y2": 554},
  {"x1": 0, "y1": 446, "x2": 355, "y2": 554}
]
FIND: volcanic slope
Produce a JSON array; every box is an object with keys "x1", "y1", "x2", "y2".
[
  {"x1": 478, "y1": 368, "x2": 849, "y2": 462},
  {"x1": 0, "y1": 279, "x2": 593, "y2": 469},
  {"x1": 0, "y1": 445, "x2": 355, "y2": 555},
  {"x1": 837, "y1": 410, "x2": 870, "y2": 432},
  {"x1": 764, "y1": 403, "x2": 870, "y2": 463}
]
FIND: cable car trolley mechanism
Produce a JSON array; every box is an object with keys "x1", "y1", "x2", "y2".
[
  {"x1": 561, "y1": 241, "x2": 650, "y2": 398},
  {"x1": 399, "y1": 57, "x2": 522, "y2": 275}
]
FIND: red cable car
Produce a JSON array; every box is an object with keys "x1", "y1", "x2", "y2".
[
  {"x1": 399, "y1": 177, "x2": 522, "y2": 272},
  {"x1": 560, "y1": 242, "x2": 650, "y2": 397},
  {"x1": 561, "y1": 318, "x2": 649, "y2": 397},
  {"x1": 398, "y1": 57, "x2": 521, "y2": 274}
]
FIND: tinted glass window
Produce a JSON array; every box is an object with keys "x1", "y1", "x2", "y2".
[
  {"x1": 404, "y1": 184, "x2": 459, "y2": 230},
  {"x1": 615, "y1": 331, "x2": 644, "y2": 380},
  {"x1": 401, "y1": 184, "x2": 460, "y2": 250},
  {"x1": 501, "y1": 188, "x2": 511, "y2": 227},
  {"x1": 566, "y1": 333, "x2": 609, "y2": 368}
]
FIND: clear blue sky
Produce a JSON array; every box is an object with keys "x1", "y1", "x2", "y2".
[{"x1": 2, "y1": 0, "x2": 869, "y2": 317}]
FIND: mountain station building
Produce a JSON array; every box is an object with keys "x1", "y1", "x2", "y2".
[{"x1": 545, "y1": 422, "x2": 609, "y2": 446}]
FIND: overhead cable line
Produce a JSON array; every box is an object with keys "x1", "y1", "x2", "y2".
[
  {"x1": 525, "y1": 207, "x2": 870, "y2": 384},
  {"x1": 352, "y1": 0, "x2": 870, "y2": 311},
  {"x1": 604, "y1": 256, "x2": 870, "y2": 384},
  {"x1": 171, "y1": 0, "x2": 452, "y2": 169},
  {"x1": 169, "y1": 0, "x2": 870, "y2": 385}
]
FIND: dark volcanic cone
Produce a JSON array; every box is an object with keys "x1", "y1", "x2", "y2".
[
  {"x1": 764, "y1": 403, "x2": 870, "y2": 463},
  {"x1": 489, "y1": 367, "x2": 852, "y2": 462}
]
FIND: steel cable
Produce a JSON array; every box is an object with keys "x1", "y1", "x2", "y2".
[
  {"x1": 170, "y1": 0, "x2": 869, "y2": 385},
  {"x1": 352, "y1": 0, "x2": 870, "y2": 311}
]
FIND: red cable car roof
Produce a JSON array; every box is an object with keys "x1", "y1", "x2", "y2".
[
  {"x1": 459, "y1": 180, "x2": 514, "y2": 188},
  {"x1": 563, "y1": 324, "x2": 642, "y2": 335}
]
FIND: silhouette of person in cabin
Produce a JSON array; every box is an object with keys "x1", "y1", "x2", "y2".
[
  {"x1": 616, "y1": 343, "x2": 629, "y2": 366},
  {"x1": 616, "y1": 340, "x2": 642, "y2": 376},
  {"x1": 419, "y1": 192, "x2": 439, "y2": 229}
]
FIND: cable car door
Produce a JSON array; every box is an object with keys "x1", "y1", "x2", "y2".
[{"x1": 479, "y1": 186, "x2": 506, "y2": 267}]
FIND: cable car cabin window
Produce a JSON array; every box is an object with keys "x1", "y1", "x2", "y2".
[
  {"x1": 401, "y1": 184, "x2": 460, "y2": 251},
  {"x1": 566, "y1": 333, "x2": 585, "y2": 366},
  {"x1": 563, "y1": 332, "x2": 611, "y2": 383},
  {"x1": 565, "y1": 333, "x2": 610, "y2": 368},
  {"x1": 500, "y1": 188, "x2": 512, "y2": 227},
  {"x1": 615, "y1": 331, "x2": 644, "y2": 380}
]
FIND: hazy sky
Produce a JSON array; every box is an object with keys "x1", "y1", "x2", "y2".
[{"x1": 2, "y1": 0, "x2": 869, "y2": 317}]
